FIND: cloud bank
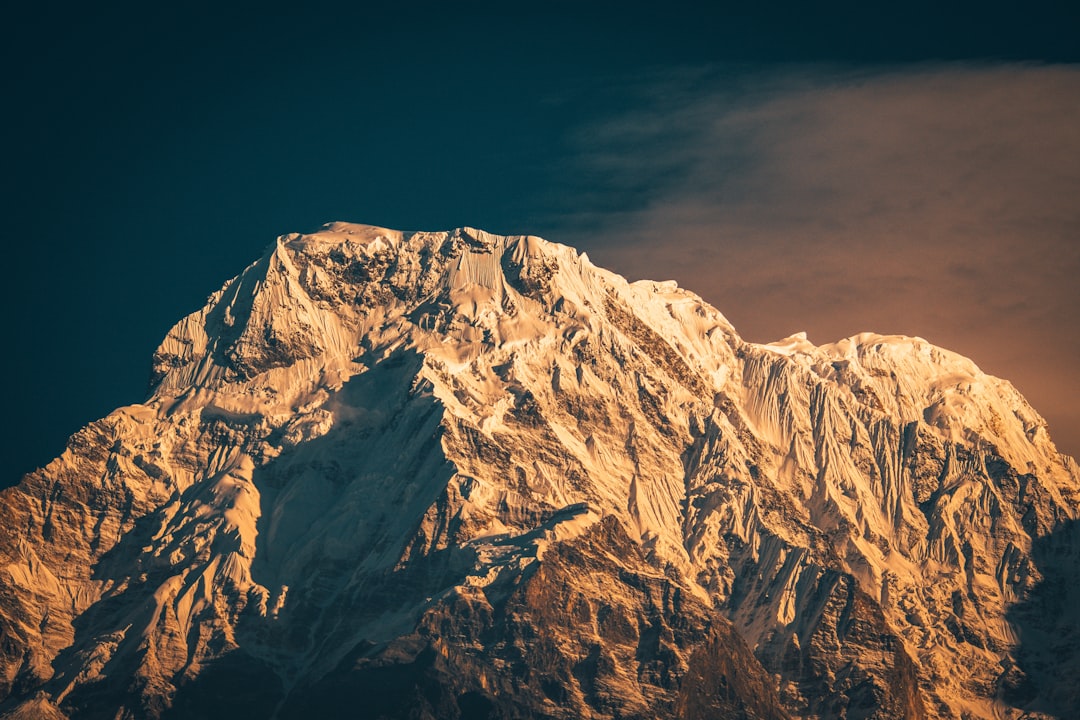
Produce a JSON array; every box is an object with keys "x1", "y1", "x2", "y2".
[{"x1": 556, "y1": 64, "x2": 1080, "y2": 457}]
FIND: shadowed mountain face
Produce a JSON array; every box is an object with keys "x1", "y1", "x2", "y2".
[{"x1": 1, "y1": 223, "x2": 1077, "y2": 719}]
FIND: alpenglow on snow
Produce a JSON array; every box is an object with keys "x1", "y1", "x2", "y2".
[{"x1": 1, "y1": 223, "x2": 1078, "y2": 719}]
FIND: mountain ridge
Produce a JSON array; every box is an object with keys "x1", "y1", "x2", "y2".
[{"x1": 1, "y1": 223, "x2": 1077, "y2": 718}]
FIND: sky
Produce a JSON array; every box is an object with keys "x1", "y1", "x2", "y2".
[{"x1": 3, "y1": 3, "x2": 1079, "y2": 484}]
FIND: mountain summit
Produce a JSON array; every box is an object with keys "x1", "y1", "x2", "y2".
[{"x1": 2, "y1": 223, "x2": 1078, "y2": 719}]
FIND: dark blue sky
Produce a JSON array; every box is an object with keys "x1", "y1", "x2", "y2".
[{"x1": 4, "y1": 2, "x2": 1079, "y2": 482}]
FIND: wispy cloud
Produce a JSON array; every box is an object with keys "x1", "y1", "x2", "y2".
[{"x1": 553, "y1": 64, "x2": 1080, "y2": 456}]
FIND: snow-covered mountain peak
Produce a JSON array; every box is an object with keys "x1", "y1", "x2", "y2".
[
  {"x1": 147, "y1": 225, "x2": 739, "y2": 410},
  {"x1": 2, "y1": 224, "x2": 1077, "y2": 719},
  {"x1": 300, "y1": 220, "x2": 404, "y2": 243}
]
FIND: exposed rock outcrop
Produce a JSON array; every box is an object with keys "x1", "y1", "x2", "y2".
[{"x1": 1, "y1": 223, "x2": 1076, "y2": 718}]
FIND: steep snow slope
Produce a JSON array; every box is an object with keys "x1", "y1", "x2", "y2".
[{"x1": 1, "y1": 223, "x2": 1077, "y2": 719}]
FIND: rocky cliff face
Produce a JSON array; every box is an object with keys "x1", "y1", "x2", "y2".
[{"x1": 1, "y1": 223, "x2": 1077, "y2": 719}]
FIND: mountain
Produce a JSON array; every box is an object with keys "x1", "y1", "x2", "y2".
[{"x1": 1, "y1": 223, "x2": 1078, "y2": 719}]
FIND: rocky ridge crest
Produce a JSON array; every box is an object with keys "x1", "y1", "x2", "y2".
[{"x1": 1, "y1": 223, "x2": 1077, "y2": 719}]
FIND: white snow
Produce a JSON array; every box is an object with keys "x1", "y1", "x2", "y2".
[{"x1": 4, "y1": 223, "x2": 1077, "y2": 719}]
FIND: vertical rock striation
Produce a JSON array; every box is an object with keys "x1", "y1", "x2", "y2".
[{"x1": 1, "y1": 223, "x2": 1077, "y2": 718}]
